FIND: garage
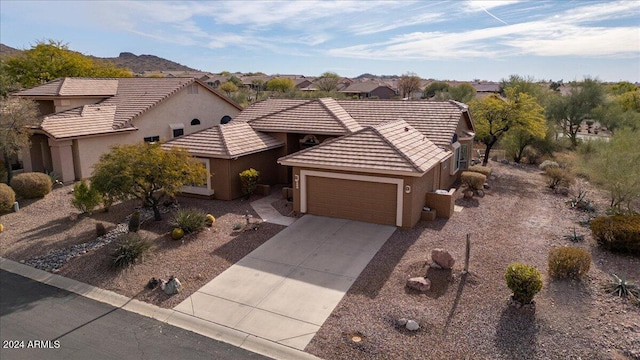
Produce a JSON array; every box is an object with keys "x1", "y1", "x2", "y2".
[{"x1": 300, "y1": 170, "x2": 403, "y2": 226}]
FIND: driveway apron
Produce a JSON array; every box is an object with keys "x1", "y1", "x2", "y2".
[{"x1": 174, "y1": 215, "x2": 396, "y2": 350}]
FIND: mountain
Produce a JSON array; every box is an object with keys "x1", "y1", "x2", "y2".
[
  {"x1": 95, "y1": 52, "x2": 198, "y2": 74},
  {"x1": 0, "y1": 43, "x2": 198, "y2": 74}
]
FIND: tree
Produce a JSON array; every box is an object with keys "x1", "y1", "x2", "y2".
[
  {"x1": 0, "y1": 97, "x2": 39, "y2": 185},
  {"x1": 315, "y1": 71, "x2": 340, "y2": 92},
  {"x1": 251, "y1": 79, "x2": 266, "y2": 99},
  {"x1": 219, "y1": 81, "x2": 238, "y2": 96},
  {"x1": 448, "y1": 83, "x2": 476, "y2": 103},
  {"x1": 227, "y1": 75, "x2": 243, "y2": 87},
  {"x1": 546, "y1": 78, "x2": 604, "y2": 148},
  {"x1": 592, "y1": 101, "x2": 640, "y2": 133},
  {"x1": 470, "y1": 89, "x2": 545, "y2": 166},
  {"x1": 582, "y1": 128, "x2": 640, "y2": 213},
  {"x1": 4, "y1": 40, "x2": 131, "y2": 89},
  {"x1": 91, "y1": 143, "x2": 208, "y2": 221},
  {"x1": 266, "y1": 77, "x2": 295, "y2": 92},
  {"x1": 397, "y1": 72, "x2": 422, "y2": 98},
  {"x1": 423, "y1": 81, "x2": 449, "y2": 98}
]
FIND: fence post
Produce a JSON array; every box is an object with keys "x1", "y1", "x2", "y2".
[{"x1": 463, "y1": 233, "x2": 470, "y2": 274}]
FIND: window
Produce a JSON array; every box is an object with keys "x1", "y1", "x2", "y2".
[
  {"x1": 191, "y1": 118, "x2": 201, "y2": 126},
  {"x1": 187, "y1": 84, "x2": 199, "y2": 94},
  {"x1": 181, "y1": 158, "x2": 214, "y2": 196},
  {"x1": 451, "y1": 142, "x2": 469, "y2": 174},
  {"x1": 220, "y1": 115, "x2": 232, "y2": 124},
  {"x1": 172, "y1": 128, "x2": 184, "y2": 138},
  {"x1": 144, "y1": 136, "x2": 160, "y2": 143}
]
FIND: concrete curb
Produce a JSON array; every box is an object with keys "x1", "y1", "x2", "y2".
[{"x1": 0, "y1": 257, "x2": 322, "y2": 360}]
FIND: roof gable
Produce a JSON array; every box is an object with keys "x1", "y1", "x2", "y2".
[
  {"x1": 279, "y1": 119, "x2": 449, "y2": 176},
  {"x1": 40, "y1": 104, "x2": 122, "y2": 138}
]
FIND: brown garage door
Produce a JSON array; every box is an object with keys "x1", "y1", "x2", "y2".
[{"x1": 306, "y1": 176, "x2": 397, "y2": 225}]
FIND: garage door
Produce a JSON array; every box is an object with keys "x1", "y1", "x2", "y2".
[{"x1": 306, "y1": 175, "x2": 398, "y2": 226}]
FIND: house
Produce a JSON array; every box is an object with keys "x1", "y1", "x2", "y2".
[
  {"x1": 339, "y1": 82, "x2": 398, "y2": 99},
  {"x1": 163, "y1": 98, "x2": 475, "y2": 227},
  {"x1": 13, "y1": 77, "x2": 242, "y2": 183}
]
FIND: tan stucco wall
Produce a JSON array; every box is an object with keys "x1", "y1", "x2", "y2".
[{"x1": 65, "y1": 83, "x2": 240, "y2": 181}]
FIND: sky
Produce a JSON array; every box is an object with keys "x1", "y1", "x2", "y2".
[{"x1": 1, "y1": 0, "x2": 639, "y2": 82}]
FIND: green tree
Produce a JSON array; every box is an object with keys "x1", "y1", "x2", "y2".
[
  {"x1": 4, "y1": 40, "x2": 131, "y2": 88},
  {"x1": 546, "y1": 78, "x2": 604, "y2": 148},
  {"x1": 448, "y1": 83, "x2": 476, "y2": 103},
  {"x1": 500, "y1": 75, "x2": 546, "y2": 101},
  {"x1": 470, "y1": 89, "x2": 545, "y2": 166},
  {"x1": 397, "y1": 72, "x2": 422, "y2": 98},
  {"x1": 227, "y1": 75, "x2": 243, "y2": 87},
  {"x1": 219, "y1": 81, "x2": 238, "y2": 96},
  {"x1": 315, "y1": 71, "x2": 340, "y2": 92},
  {"x1": 251, "y1": 79, "x2": 266, "y2": 99},
  {"x1": 0, "y1": 59, "x2": 21, "y2": 98},
  {"x1": 91, "y1": 143, "x2": 208, "y2": 221},
  {"x1": 266, "y1": 77, "x2": 295, "y2": 92},
  {"x1": 592, "y1": 101, "x2": 640, "y2": 133},
  {"x1": 582, "y1": 129, "x2": 640, "y2": 213},
  {"x1": 0, "y1": 97, "x2": 39, "y2": 185},
  {"x1": 423, "y1": 81, "x2": 449, "y2": 98}
]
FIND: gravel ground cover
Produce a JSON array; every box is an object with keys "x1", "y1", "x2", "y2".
[
  {"x1": 1, "y1": 162, "x2": 638, "y2": 359},
  {"x1": 305, "y1": 162, "x2": 640, "y2": 360}
]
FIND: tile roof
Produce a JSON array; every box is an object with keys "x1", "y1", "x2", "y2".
[
  {"x1": 340, "y1": 82, "x2": 396, "y2": 93},
  {"x1": 162, "y1": 122, "x2": 284, "y2": 159},
  {"x1": 337, "y1": 99, "x2": 467, "y2": 147},
  {"x1": 242, "y1": 98, "x2": 363, "y2": 135},
  {"x1": 279, "y1": 119, "x2": 450, "y2": 176},
  {"x1": 16, "y1": 77, "x2": 241, "y2": 139}
]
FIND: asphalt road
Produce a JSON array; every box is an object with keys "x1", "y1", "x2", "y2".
[{"x1": 0, "y1": 270, "x2": 271, "y2": 360}]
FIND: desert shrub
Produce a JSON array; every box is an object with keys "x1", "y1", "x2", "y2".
[
  {"x1": 548, "y1": 246, "x2": 591, "y2": 279},
  {"x1": 591, "y1": 215, "x2": 640, "y2": 255},
  {"x1": 461, "y1": 171, "x2": 486, "y2": 191},
  {"x1": 523, "y1": 147, "x2": 542, "y2": 165},
  {"x1": 111, "y1": 233, "x2": 151, "y2": 268},
  {"x1": 544, "y1": 167, "x2": 574, "y2": 189},
  {"x1": 0, "y1": 183, "x2": 15, "y2": 211},
  {"x1": 71, "y1": 180, "x2": 102, "y2": 214},
  {"x1": 504, "y1": 263, "x2": 542, "y2": 304},
  {"x1": 11, "y1": 172, "x2": 52, "y2": 198},
  {"x1": 538, "y1": 160, "x2": 559, "y2": 171},
  {"x1": 96, "y1": 223, "x2": 106, "y2": 237},
  {"x1": 239, "y1": 168, "x2": 260, "y2": 196},
  {"x1": 169, "y1": 208, "x2": 207, "y2": 234},
  {"x1": 468, "y1": 165, "x2": 492, "y2": 177},
  {"x1": 128, "y1": 211, "x2": 140, "y2": 232}
]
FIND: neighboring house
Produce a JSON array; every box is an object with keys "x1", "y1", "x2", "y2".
[
  {"x1": 471, "y1": 82, "x2": 501, "y2": 98},
  {"x1": 13, "y1": 77, "x2": 242, "y2": 183},
  {"x1": 339, "y1": 82, "x2": 398, "y2": 99},
  {"x1": 163, "y1": 98, "x2": 475, "y2": 227}
]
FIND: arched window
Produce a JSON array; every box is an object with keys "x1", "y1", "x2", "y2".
[
  {"x1": 191, "y1": 118, "x2": 201, "y2": 126},
  {"x1": 220, "y1": 115, "x2": 232, "y2": 124}
]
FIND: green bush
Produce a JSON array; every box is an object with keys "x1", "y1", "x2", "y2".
[
  {"x1": 548, "y1": 246, "x2": 591, "y2": 279},
  {"x1": 111, "y1": 233, "x2": 151, "y2": 268},
  {"x1": 71, "y1": 180, "x2": 102, "y2": 214},
  {"x1": 169, "y1": 208, "x2": 207, "y2": 234},
  {"x1": 544, "y1": 167, "x2": 574, "y2": 189},
  {"x1": 468, "y1": 165, "x2": 492, "y2": 177},
  {"x1": 0, "y1": 183, "x2": 15, "y2": 211},
  {"x1": 11, "y1": 172, "x2": 52, "y2": 198},
  {"x1": 591, "y1": 215, "x2": 640, "y2": 255},
  {"x1": 96, "y1": 223, "x2": 106, "y2": 237},
  {"x1": 461, "y1": 171, "x2": 486, "y2": 191},
  {"x1": 538, "y1": 160, "x2": 559, "y2": 171},
  {"x1": 504, "y1": 263, "x2": 542, "y2": 304},
  {"x1": 128, "y1": 211, "x2": 140, "y2": 232},
  {"x1": 239, "y1": 168, "x2": 260, "y2": 196}
]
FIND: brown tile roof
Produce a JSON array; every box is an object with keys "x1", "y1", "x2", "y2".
[
  {"x1": 337, "y1": 99, "x2": 467, "y2": 147},
  {"x1": 162, "y1": 122, "x2": 284, "y2": 159},
  {"x1": 279, "y1": 119, "x2": 450, "y2": 175},
  {"x1": 340, "y1": 82, "x2": 396, "y2": 94},
  {"x1": 17, "y1": 77, "x2": 241, "y2": 139},
  {"x1": 40, "y1": 104, "x2": 127, "y2": 138},
  {"x1": 242, "y1": 98, "x2": 363, "y2": 135}
]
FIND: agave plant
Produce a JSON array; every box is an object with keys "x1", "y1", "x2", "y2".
[
  {"x1": 609, "y1": 274, "x2": 639, "y2": 299},
  {"x1": 563, "y1": 227, "x2": 584, "y2": 242}
]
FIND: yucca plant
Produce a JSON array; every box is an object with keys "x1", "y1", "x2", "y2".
[
  {"x1": 608, "y1": 274, "x2": 639, "y2": 299},
  {"x1": 169, "y1": 208, "x2": 207, "y2": 234}
]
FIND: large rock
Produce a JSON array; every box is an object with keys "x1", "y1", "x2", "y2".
[
  {"x1": 162, "y1": 276, "x2": 182, "y2": 295},
  {"x1": 406, "y1": 277, "x2": 431, "y2": 292},
  {"x1": 431, "y1": 249, "x2": 455, "y2": 270}
]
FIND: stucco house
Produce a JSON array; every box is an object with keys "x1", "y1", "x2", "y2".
[
  {"x1": 13, "y1": 77, "x2": 242, "y2": 183},
  {"x1": 163, "y1": 98, "x2": 475, "y2": 227},
  {"x1": 339, "y1": 82, "x2": 398, "y2": 99}
]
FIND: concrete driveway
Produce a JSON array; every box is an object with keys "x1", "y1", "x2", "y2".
[{"x1": 174, "y1": 215, "x2": 396, "y2": 350}]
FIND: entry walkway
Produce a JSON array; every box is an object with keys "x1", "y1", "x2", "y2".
[
  {"x1": 174, "y1": 215, "x2": 396, "y2": 350},
  {"x1": 250, "y1": 192, "x2": 296, "y2": 226}
]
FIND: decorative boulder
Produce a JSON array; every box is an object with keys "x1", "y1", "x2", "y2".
[
  {"x1": 397, "y1": 318, "x2": 408, "y2": 327},
  {"x1": 162, "y1": 276, "x2": 182, "y2": 295},
  {"x1": 463, "y1": 190, "x2": 474, "y2": 199},
  {"x1": 406, "y1": 320, "x2": 420, "y2": 331},
  {"x1": 431, "y1": 249, "x2": 455, "y2": 270},
  {"x1": 406, "y1": 277, "x2": 431, "y2": 292}
]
